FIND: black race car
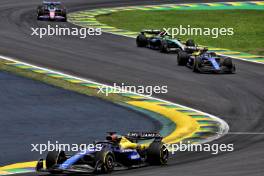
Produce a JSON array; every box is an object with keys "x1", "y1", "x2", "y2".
[
  {"x1": 36, "y1": 132, "x2": 169, "y2": 174},
  {"x1": 177, "y1": 47, "x2": 236, "y2": 73},
  {"x1": 136, "y1": 29, "x2": 195, "y2": 53},
  {"x1": 37, "y1": 1, "x2": 67, "y2": 21}
]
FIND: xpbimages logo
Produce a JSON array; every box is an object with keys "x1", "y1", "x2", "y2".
[
  {"x1": 163, "y1": 25, "x2": 234, "y2": 39},
  {"x1": 31, "y1": 25, "x2": 102, "y2": 38},
  {"x1": 97, "y1": 83, "x2": 168, "y2": 96},
  {"x1": 31, "y1": 141, "x2": 102, "y2": 154},
  {"x1": 164, "y1": 141, "x2": 234, "y2": 155}
]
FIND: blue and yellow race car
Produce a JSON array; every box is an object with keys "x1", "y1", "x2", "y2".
[
  {"x1": 36, "y1": 132, "x2": 169, "y2": 174},
  {"x1": 177, "y1": 47, "x2": 236, "y2": 74}
]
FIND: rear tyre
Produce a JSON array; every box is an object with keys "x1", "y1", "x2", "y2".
[
  {"x1": 177, "y1": 51, "x2": 189, "y2": 66},
  {"x1": 147, "y1": 142, "x2": 169, "y2": 165},
  {"x1": 136, "y1": 34, "x2": 147, "y2": 47}
]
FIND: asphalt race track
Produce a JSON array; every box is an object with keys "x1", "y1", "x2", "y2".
[
  {"x1": 0, "y1": 0, "x2": 264, "y2": 175},
  {"x1": 0, "y1": 71, "x2": 158, "y2": 165}
]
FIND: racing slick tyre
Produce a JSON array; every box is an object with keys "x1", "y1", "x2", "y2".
[
  {"x1": 193, "y1": 57, "x2": 202, "y2": 73},
  {"x1": 177, "y1": 51, "x2": 189, "y2": 66},
  {"x1": 37, "y1": 12, "x2": 42, "y2": 20},
  {"x1": 160, "y1": 42, "x2": 170, "y2": 53},
  {"x1": 186, "y1": 39, "x2": 195, "y2": 47},
  {"x1": 223, "y1": 57, "x2": 233, "y2": 68},
  {"x1": 136, "y1": 34, "x2": 147, "y2": 47},
  {"x1": 62, "y1": 17, "x2": 67, "y2": 22},
  {"x1": 46, "y1": 150, "x2": 66, "y2": 173},
  {"x1": 95, "y1": 150, "x2": 115, "y2": 173},
  {"x1": 37, "y1": 6, "x2": 43, "y2": 20},
  {"x1": 223, "y1": 57, "x2": 236, "y2": 73},
  {"x1": 62, "y1": 11, "x2": 67, "y2": 22},
  {"x1": 147, "y1": 142, "x2": 169, "y2": 165}
]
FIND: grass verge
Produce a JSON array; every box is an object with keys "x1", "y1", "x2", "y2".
[{"x1": 97, "y1": 10, "x2": 264, "y2": 55}]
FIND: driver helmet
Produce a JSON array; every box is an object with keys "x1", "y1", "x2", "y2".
[
  {"x1": 106, "y1": 133, "x2": 122, "y2": 143},
  {"x1": 159, "y1": 31, "x2": 167, "y2": 36}
]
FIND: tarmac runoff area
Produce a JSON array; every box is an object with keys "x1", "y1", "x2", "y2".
[{"x1": 0, "y1": 71, "x2": 158, "y2": 166}]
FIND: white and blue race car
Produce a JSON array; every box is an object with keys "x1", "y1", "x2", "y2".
[{"x1": 37, "y1": 1, "x2": 67, "y2": 22}]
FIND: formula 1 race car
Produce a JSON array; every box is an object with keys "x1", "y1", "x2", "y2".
[
  {"x1": 177, "y1": 47, "x2": 236, "y2": 73},
  {"x1": 37, "y1": 1, "x2": 67, "y2": 21},
  {"x1": 35, "y1": 132, "x2": 169, "y2": 174},
  {"x1": 136, "y1": 29, "x2": 195, "y2": 53}
]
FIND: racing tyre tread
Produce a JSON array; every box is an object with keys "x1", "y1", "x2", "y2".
[
  {"x1": 193, "y1": 57, "x2": 201, "y2": 73},
  {"x1": 177, "y1": 51, "x2": 189, "y2": 66},
  {"x1": 96, "y1": 150, "x2": 115, "y2": 173},
  {"x1": 136, "y1": 34, "x2": 147, "y2": 47},
  {"x1": 147, "y1": 142, "x2": 169, "y2": 165}
]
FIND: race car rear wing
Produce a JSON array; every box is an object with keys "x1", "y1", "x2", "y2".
[
  {"x1": 141, "y1": 29, "x2": 162, "y2": 35},
  {"x1": 185, "y1": 46, "x2": 208, "y2": 52},
  {"x1": 43, "y1": 1, "x2": 61, "y2": 5},
  {"x1": 126, "y1": 132, "x2": 162, "y2": 141}
]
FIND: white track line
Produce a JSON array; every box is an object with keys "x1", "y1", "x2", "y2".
[
  {"x1": 218, "y1": 54, "x2": 264, "y2": 65},
  {"x1": 228, "y1": 132, "x2": 264, "y2": 135}
]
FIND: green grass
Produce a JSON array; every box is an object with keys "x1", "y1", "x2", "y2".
[
  {"x1": 0, "y1": 59, "x2": 132, "y2": 103},
  {"x1": 97, "y1": 10, "x2": 264, "y2": 55}
]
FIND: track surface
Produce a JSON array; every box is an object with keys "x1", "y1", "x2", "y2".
[
  {"x1": 0, "y1": 0, "x2": 263, "y2": 175},
  {"x1": 0, "y1": 71, "x2": 158, "y2": 165},
  {"x1": 0, "y1": 72, "x2": 159, "y2": 165}
]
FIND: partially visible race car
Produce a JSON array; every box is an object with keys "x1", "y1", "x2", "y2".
[
  {"x1": 37, "y1": 1, "x2": 67, "y2": 21},
  {"x1": 177, "y1": 47, "x2": 236, "y2": 73},
  {"x1": 36, "y1": 132, "x2": 169, "y2": 174},
  {"x1": 136, "y1": 29, "x2": 195, "y2": 53}
]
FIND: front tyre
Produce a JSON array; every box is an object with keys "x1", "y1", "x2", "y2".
[
  {"x1": 223, "y1": 57, "x2": 233, "y2": 68},
  {"x1": 193, "y1": 57, "x2": 202, "y2": 72},
  {"x1": 95, "y1": 150, "x2": 115, "y2": 173},
  {"x1": 223, "y1": 57, "x2": 236, "y2": 73},
  {"x1": 46, "y1": 151, "x2": 66, "y2": 174}
]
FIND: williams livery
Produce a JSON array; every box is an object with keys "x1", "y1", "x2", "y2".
[
  {"x1": 36, "y1": 132, "x2": 169, "y2": 174},
  {"x1": 136, "y1": 29, "x2": 196, "y2": 53},
  {"x1": 37, "y1": 1, "x2": 67, "y2": 21},
  {"x1": 177, "y1": 47, "x2": 236, "y2": 73}
]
